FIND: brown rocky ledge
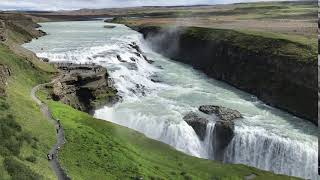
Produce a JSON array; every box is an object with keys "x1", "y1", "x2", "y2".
[{"x1": 52, "y1": 63, "x2": 120, "y2": 113}]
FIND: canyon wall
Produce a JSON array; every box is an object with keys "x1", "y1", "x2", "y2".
[{"x1": 135, "y1": 25, "x2": 318, "y2": 125}]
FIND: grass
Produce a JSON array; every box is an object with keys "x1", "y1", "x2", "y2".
[
  {"x1": 0, "y1": 43, "x2": 57, "y2": 179},
  {"x1": 182, "y1": 26, "x2": 317, "y2": 63},
  {"x1": 115, "y1": 1, "x2": 317, "y2": 46},
  {"x1": 235, "y1": 29, "x2": 317, "y2": 50},
  {"x1": 134, "y1": 24, "x2": 316, "y2": 63},
  {"x1": 33, "y1": 91, "x2": 298, "y2": 179}
]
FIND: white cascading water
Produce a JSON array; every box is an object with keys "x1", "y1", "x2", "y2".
[{"x1": 23, "y1": 20, "x2": 319, "y2": 180}]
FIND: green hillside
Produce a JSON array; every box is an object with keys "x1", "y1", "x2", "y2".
[{"x1": 0, "y1": 43, "x2": 56, "y2": 179}]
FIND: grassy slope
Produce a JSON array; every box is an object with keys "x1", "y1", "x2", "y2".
[
  {"x1": 0, "y1": 43, "x2": 56, "y2": 179},
  {"x1": 183, "y1": 27, "x2": 317, "y2": 63},
  {"x1": 47, "y1": 101, "x2": 297, "y2": 180},
  {"x1": 32, "y1": 86, "x2": 297, "y2": 180}
]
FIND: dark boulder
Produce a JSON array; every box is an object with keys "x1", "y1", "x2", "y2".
[
  {"x1": 129, "y1": 42, "x2": 143, "y2": 54},
  {"x1": 199, "y1": 105, "x2": 242, "y2": 121},
  {"x1": 116, "y1": 55, "x2": 126, "y2": 62},
  {"x1": 134, "y1": 52, "x2": 142, "y2": 57},
  {"x1": 213, "y1": 120, "x2": 235, "y2": 161},
  {"x1": 183, "y1": 112, "x2": 209, "y2": 141},
  {"x1": 130, "y1": 57, "x2": 137, "y2": 62},
  {"x1": 150, "y1": 74, "x2": 162, "y2": 83},
  {"x1": 124, "y1": 62, "x2": 138, "y2": 71},
  {"x1": 41, "y1": 58, "x2": 50, "y2": 62},
  {"x1": 145, "y1": 57, "x2": 155, "y2": 64},
  {"x1": 104, "y1": 25, "x2": 116, "y2": 29},
  {"x1": 199, "y1": 105, "x2": 242, "y2": 161}
]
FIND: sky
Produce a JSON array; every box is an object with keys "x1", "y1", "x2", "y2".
[{"x1": 0, "y1": 0, "x2": 278, "y2": 11}]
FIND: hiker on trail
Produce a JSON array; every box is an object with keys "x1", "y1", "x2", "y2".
[{"x1": 47, "y1": 154, "x2": 52, "y2": 161}]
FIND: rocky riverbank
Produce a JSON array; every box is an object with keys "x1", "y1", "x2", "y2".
[
  {"x1": 0, "y1": 13, "x2": 47, "y2": 44},
  {"x1": 51, "y1": 63, "x2": 119, "y2": 114},
  {"x1": 134, "y1": 25, "x2": 318, "y2": 126}
]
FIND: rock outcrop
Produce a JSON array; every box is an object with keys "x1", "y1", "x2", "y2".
[
  {"x1": 200, "y1": 105, "x2": 242, "y2": 160},
  {"x1": 183, "y1": 105, "x2": 242, "y2": 160},
  {"x1": 0, "y1": 64, "x2": 11, "y2": 96},
  {"x1": 213, "y1": 120, "x2": 235, "y2": 161},
  {"x1": 52, "y1": 63, "x2": 119, "y2": 113},
  {"x1": 199, "y1": 105, "x2": 242, "y2": 121},
  {"x1": 183, "y1": 112, "x2": 208, "y2": 140},
  {"x1": 0, "y1": 20, "x2": 6, "y2": 42},
  {"x1": 0, "y1": 13, "x2": 47, "y2": 44},
  {"x1": 136, "y1": 25, "x2": 318, "y2": 126}
]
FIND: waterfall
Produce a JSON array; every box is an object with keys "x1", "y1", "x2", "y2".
[
  {"x1": 23, "y1": 20, "x2": 319, "y2": 180},
  {"x1": 202, "y1": 122, "x2": 215, "y2": 159},
  {"x1": 223, "y1": 126, "x2": 318, "y2": 179}
]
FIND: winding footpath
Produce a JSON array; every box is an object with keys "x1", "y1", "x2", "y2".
[{"x1": 31, "y1": 82, "x2": 71, "y2": 180}]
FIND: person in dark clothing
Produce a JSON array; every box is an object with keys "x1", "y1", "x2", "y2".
[{"x1": 47, "y1": 154, "x2": 52, "y2": 161}]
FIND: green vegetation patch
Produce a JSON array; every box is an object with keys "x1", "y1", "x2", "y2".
[
  {"x1": 0, "y1": 43, "x2": 56, "y2": 179},
  {"x1": 183, "y1": 26, "x2": 317, "y2": 63},
  {"x1": 4, "y1": 157, "x2": 42, "y2": 180},
  {"x1": 45, "y1": 99, "x2": 297, "y2": 180}
]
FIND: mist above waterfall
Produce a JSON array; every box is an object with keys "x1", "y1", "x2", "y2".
[{"x1": 142, "y1": 26, "x2": 184, "y2": 58}]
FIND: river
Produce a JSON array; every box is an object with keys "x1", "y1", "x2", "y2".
[{"x1": 23, "y1": 20, "x2": 318, "y2": 180}]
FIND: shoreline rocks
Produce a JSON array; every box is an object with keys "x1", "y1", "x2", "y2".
[{"x1": 52, "y1": 63, "x2": 120, "y2": 113}]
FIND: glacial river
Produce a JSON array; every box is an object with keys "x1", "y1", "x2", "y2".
[{"x1": 24, "y1": 20, "x2": 318, "y2": 180}]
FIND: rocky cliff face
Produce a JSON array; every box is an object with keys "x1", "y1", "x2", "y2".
[
  {"x1": 0, "y1": 20, "x2": 6, "y2": 42},
  {"x1": 137, "y1": 26, "x2": 318, "y2": 125},
  {"x1": 52, "y1": 63, "x2": 119, "y2": 113},
  {"x1": 0, "y1": 64, "x2": 11, "y2": 96},
  {"x1": 0, "y1": 13, "x2": 47, "y2": 44}
]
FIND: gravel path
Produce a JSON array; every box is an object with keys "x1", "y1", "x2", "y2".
[{"x1": 31, "y1": 82, "x2": 71, "y2": 180}]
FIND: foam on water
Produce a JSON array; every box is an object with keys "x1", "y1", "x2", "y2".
[{"x1": 23, "y1": 20, "x2": 319, "y2": 180}]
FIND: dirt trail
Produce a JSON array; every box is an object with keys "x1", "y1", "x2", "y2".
[{"x1": 31, "y1": 82, "x2": 71, "y2": 180}]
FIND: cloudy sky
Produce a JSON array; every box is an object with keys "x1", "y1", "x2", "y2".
[{"x1": 0, "y1": 0, "x2": 270, "y2": 11}]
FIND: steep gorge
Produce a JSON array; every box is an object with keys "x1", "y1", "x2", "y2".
[{"x1": 133, "y1": 25, "x2": 318, "y2": 126}]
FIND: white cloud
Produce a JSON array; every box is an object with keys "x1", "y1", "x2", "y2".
[{"x1": 0, "y1": 0, "x2": 286, "y2": 10}]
